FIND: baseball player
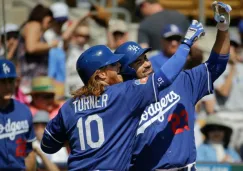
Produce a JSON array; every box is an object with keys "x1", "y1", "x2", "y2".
[
  {"x1": 114, "y1": 1, "x2": 231, "y2": 171},
  {"x1": 40, "y1": 22, "x2": 203, "y2": 171},
  {"x1": 0, "y1": 59, "x2": 36, "y2": 171}
]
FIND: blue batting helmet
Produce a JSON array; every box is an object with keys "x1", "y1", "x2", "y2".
[
  {"x1": 76, "y1": 45, "x2": 124, "y2": 85},
  {"x1": 114, "y1": 41, "x2": 151, "y2": 77},
  {"x1": 0, "y1": 59, "x2": 17, "y2": 79}
]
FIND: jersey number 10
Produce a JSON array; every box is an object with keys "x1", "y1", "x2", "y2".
[{"x1": 77, "y1": 114, "x2": 105, "y2": 150}]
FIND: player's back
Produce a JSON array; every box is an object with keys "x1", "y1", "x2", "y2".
[
  {"x1": 44, "y1": 77, "x2": 158, "y2": 171},
  {"x1": 131, "y1": 64, "x2": 213, "y2": 170},
  {"x1": 65, "y1": 89, "x2": 137, "y2": 170}
]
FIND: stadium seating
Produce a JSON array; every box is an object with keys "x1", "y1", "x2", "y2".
[
  {"x1": 205, "y1": 0, "x2": 242, "y2": 19},
  {"x1": 159, "y1": 0, "x2": 198, "y2": 17},
  {"x1": 159, "y1": 0, "x2": 243, "y2": 19}
]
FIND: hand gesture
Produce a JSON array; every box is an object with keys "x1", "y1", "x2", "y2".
[
  {"x1": 183, "y1": 20, "x2": 205, "y2": 47},
  {"x1": 212, "y1": 1, "x2": 232, "y2": 31}
]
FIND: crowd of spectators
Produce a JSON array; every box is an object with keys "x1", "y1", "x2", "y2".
[{"x1": 0, "y1": 0, "x2": 243, "y2": 170}]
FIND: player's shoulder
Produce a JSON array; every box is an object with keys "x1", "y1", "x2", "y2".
[
  {"x1": 13, "y1": 99, "x2": 33, "y2": 117},
  {"x1": 54, "y1": 98, "x2": 76, "y2": 120},
  {"x1": 59, "y1": 98, "x2": 75, "y2": 111},
  {"x1": 13, "y1": 99, "x2": 31, "y2": 112},
  {"x1": 108, "y1": 80, "x2": 134, "y2": 92},
  {"x1": 109, "y1": 77, "x2": 150, "y2": 91}
]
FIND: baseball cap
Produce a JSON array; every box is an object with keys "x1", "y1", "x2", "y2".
[
  {"x1": 109, "y1": 19, "x2": 128, "y2": 33},
  {"x1": 161, "y1": 24, "x2": 183, "y2": 39},
  {"x1": 0, "y1": 23, "x2": 19, "y2": 35},
  {"x1": 0, "y1": 59, "x2": 17, "y2": 79},
  {"x1": 33, "y1": 110, "x2": 50, "y2": 124},
  {"x1": 50, "y1": 2, "x2": 69, "y2": 22}
]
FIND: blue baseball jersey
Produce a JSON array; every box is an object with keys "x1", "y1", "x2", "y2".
[
  {"x1": 41, "y1": 74, "x2": 159, "y2": 171},
  {"x1": 131, "y1": 63, "x2": 213, "y2": 170},
  {"x1": 0, "y1": 99, "x2": 36, "y2": 170}
]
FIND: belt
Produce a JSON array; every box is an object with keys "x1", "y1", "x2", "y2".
[{"x1": 156, "y1": 162, "x2": 196, "y2": 171}]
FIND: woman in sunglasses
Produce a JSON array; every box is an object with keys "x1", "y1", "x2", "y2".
[{"x1": 28, "y1": 76, "x2": 63, "y2": 119}]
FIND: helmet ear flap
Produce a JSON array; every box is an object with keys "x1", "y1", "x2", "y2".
[{"x1": 121, "y1": 64, "x2": 137, "y2": 78}]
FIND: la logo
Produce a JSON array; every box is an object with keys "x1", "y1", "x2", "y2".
[
  {"x1": 3, "y1": 63, "x2": 10, "y2": 74},
  {"x1": 128, "y1": 45, "x2": 140, "y2": 52}
]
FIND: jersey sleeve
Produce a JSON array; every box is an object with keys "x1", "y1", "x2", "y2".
[
  {"x1": 124, "y1": 73, "x2": 158, "y2": 112},
  {"x1": 183, "y1": 63, "x2": 213, "y2": 104},
  {"x1": 41, "y1": 108, "x2": 65, "y2": 154}
]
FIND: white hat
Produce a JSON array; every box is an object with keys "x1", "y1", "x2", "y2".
[
  {"x1": 50, "y1": 2, "x2": 69, "y2": 21},
  {"x1": 109, "y1": 19, "x2": 128, "y2": 33},
  {"x1": 0, "y1": 23, "x2": 19, "y2": 35}
]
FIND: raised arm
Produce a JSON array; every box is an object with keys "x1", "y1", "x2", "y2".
[
  {"x1": 155, "y1": 20, "x2": 205, "y2": 88},
  {"x1": 212, "y1": 30, "x2": 229, "y2": 54},
  {"x1": 62, "y1": 13, "x2": 90, "y2": 41},
  {"x1": 205, "y1": 1, "x2": 232, "y2": 82}
]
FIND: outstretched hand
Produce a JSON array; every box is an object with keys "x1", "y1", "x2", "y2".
[
  {"x1": 212, "y1": 1, "x2": 232, "y2": 31},
  {"x1": 182, "y1": 20, "x2": 205, "y2": 47}
]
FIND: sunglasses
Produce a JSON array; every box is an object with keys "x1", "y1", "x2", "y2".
[
  {"x1": 165, "y1": 36, "x2": 182, "y2": 42},
  {"x1": 76, "y1": 34, "x2": 90, "y2": 39},
  {"x1": 139, "y1": 2, "x2": 145, "y2": 9},
  {"x1": 208, "y1": 125, "x2": 225, "y2": 132},
  {"x1": 36, "y1": 93, "x2": 55, "y2": 99}
]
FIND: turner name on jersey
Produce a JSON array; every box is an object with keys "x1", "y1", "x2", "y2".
[
  {"x1": 137, "y1": 91, "x2": 180, "y2": 135},
  {"x1": 73, "y1": 94, "x2": 109, "y2": 112},
  {"x1": 0, "y1": 118, "x2": 29, "y2": 140}
]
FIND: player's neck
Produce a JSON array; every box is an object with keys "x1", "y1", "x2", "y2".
[{"x1": 0, "y1": 98, "x2": 12, "y2": 110}]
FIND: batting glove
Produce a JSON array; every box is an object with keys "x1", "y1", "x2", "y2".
[
  {"x1": 212, "y1": 1, "x2": 232, "y2": 31},
  {"x1": 182, "y1": 20, "x2": 205, "y2": 47}
]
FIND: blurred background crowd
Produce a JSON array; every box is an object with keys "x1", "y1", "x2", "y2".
[{"x1": 1, "y1": 0, "x2": 243, "y2": 170}]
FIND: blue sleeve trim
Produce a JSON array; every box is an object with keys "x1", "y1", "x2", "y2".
[
  {"x1": 207, "y1": 50, "x2": 229, "y2": 63},
  {"x1": 44, "y1": 128, "x2": 63, "y2": 144},
  {"x1": 204, "y1": 63, "x2": 214, "y2": 94},
  {"x1": 206, "y1": 51, "x2": 229, "y2": 82},
  {"x1": 154, "y1": 69, "x2": 171, "y2": 89},
  {"x1": 152, "y1": 73, "x2": 158, "y2": 102},
  {"x1": 161, "y1": 44, "x2": 190, "y2": 81},
  {"x1": 27, "y1": 137, "x2": 36, "y2": 143}
]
